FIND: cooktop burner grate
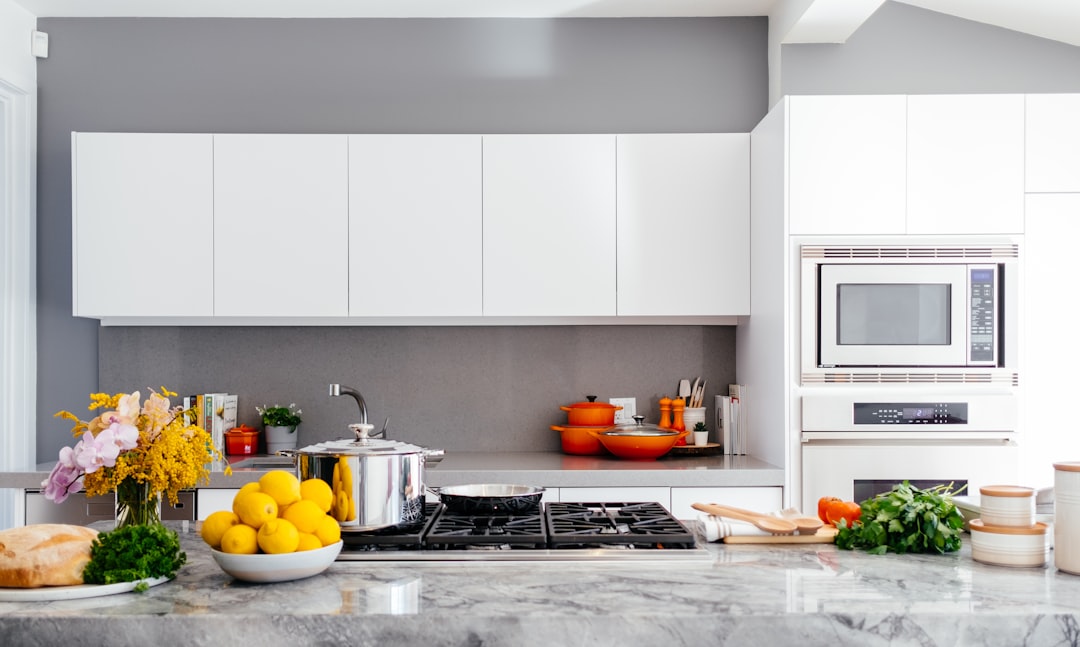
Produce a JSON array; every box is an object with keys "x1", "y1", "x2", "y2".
[
  {"x1": 340, "y1": 502, "x2": 441, "y2": 551},
  {"x1": 545, "y1": 502, "x2": 696, "y2": 549},
  {"x1": 424, "y1": 511, "x2": 547, "y2": 549}
]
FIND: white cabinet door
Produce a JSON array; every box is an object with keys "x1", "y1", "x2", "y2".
[
  {"x1": 349, "y1": 135, "x2": 482, "y2": 316},
  {"x1": 196, "y1": 489, "x2": 239, "y2": 520},
  {"x1": 1022, "y1": 194, "x2": 1080, "y2": 487},
  {"x1": 788, "y1": 95, "x2": 907, "y2": 236},
  {"x1": 1026, "y1": 94, "x2": 1080, "y2": 193},
  {"x1": 482, "y1": 135, "x2": 617, "y2": 317},
  {"x1": 669, "y1": 487, "x2": 783, "y2": 520},
  {"x1": 616, "y1": 134, "x2": 750, "y2": 315},
  {"x1": 213, "y1": 135, "x2": 349, "y2": 317},
  {"x1": 72, "y1": 133, "x2": 214, "y2": 317},
  {"x1": 557, "y1": 487, "x2": 670, "y2": 510},
  {"x1": 907, "y1": 95, "x2": 1025, "y2": 234}
]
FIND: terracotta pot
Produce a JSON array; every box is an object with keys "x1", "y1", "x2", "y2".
[
  {"x1": 560, "y1": 396, "x2": 622, "y2": 427},
  {"x1": 550, "y1": 424, "x2": 610, "y2": 456},
  {"x1": 587, "y1": 418, "x2": 688, "y2": 460}
]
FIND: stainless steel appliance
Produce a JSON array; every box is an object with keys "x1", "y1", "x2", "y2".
[
  {"x1": 800, "y1": 392, "x2": 1019, "y2": 513},
  {"x1": 800, "y1": 239, "x2": 1018, "y2": 384},
  {"x1": 334, "y1": 501, "x2": 712, "y2": 563}
]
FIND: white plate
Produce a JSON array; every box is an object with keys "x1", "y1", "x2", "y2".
[{"x1": 0, "y1": 576, "x2": 170, "y2": 602}]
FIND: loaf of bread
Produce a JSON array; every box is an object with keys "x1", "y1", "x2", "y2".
[{"x1": 0, "y1": 524, "x2": 99, "y2": 588}]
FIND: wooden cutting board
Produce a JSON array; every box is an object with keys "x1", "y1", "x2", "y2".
[
  {"x1": 667, "y1": 442, "x2": 723, "y2": 456},
  {"x1": 722, "y1": 525, "x2": 838, "y2": 544}
]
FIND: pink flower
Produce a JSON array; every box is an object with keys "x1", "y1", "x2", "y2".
[
  {"x1": 42, "y1": 460, "x2": 83, "y2": 503},
  {"x1": 111, "y1": 421, "x2": 139, "y2": 450},
  {"x1": 116, "y1": 391, "x2": 142, "y2": 425},
  {"x1": 74, "y1": 429, "x2": 122, "y2": 474}
]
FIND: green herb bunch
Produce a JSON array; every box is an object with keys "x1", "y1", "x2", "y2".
[
  {"x1": 835, "y1": 481, "x2": 967, "y2": 555},
  {"x1": 83, "y1": 524, "x2": 186, "y2": 590},
  {"x1": 256, "y1": 403, "x2": 302, "y2": 427}
]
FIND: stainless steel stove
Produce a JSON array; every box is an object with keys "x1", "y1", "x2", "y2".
[{"x1": 335, "y1": 501, "x2": 712, "y2": 563}]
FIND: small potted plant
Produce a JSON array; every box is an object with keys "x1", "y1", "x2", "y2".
[
  {"x1": 692, "y1": 421, "x2": 709, "y2": 447},
  {"x1": 257, "y1": 403, "x2": 302, "y2": 454}
]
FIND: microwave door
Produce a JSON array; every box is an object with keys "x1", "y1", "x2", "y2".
[{"x1": 818, "y1": 264, "x2": 969, "y2": 367}]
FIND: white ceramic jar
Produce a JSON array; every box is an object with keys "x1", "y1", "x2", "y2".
[
  {"x1": 979, "y1": 485, "x2": 1036, "y2": 527},
  {"x1": 969, "y1": 519, "x2": 1049, "y2": 568},
  {"x1": 1054, "y1": 462, "x2": 1080, "y2": 574}
]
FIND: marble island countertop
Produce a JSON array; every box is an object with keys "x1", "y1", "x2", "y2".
[
  {"x1": 2, "y1": 521, "x2": 1080, "y2": 647},
  {"x1": 0, "y1": 451, "x2": 784, "y2": 490}
]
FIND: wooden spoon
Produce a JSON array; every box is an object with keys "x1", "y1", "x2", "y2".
[
  {"x1": 717, "y1": 503, "x2": 823, "y2": 534},
  {"x1": 691, "y1": 502, "x2": 797, "y2": 535}
]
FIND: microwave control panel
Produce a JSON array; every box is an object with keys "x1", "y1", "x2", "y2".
[
  {"x1": 853, "y1": 402, "x2": 970, "y2": 425},
  {"x1": 969, "y1": 266, "x2": 997, "y2": 363}
]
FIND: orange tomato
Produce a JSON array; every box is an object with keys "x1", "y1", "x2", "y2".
[
  {"x1": 817, "y1": 496, "x2": 841, "y2": 524},
  {"x1": 824, "y1": 499, "x2": 862, "y2": 527}
]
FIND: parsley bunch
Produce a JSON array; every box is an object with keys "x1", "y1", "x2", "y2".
[
  {"x1": 83, "y1": 524, "x2": 186, "y2": 590},
  {"x1": 835, "y1": 481, "x2": 966, "y2": 555}
]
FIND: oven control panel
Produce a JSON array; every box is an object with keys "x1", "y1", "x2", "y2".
[{"x1": 853, "y1": 402, "x2": 969, "y2": 425}]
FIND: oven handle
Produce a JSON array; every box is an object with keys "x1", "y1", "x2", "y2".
[{"x1": 801, "y1": 431, "x2": 1015, "y2": 443}]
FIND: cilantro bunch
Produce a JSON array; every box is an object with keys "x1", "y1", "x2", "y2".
[
  {"x1": 835, "y1": 481, "x2": 966, "y2": 555},
  {"x1": 83, "y1": 524, "x2": 186, "y2": 590}
]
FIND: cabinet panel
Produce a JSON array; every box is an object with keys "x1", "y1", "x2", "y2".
[
  {"x1": 669, "y1": 487, "x2": 783, "y2": 520},
  {"x1": 1026, "y1": 94, "x2": 1080, "y2": 193},
  {"x1": 616, "y1": 134, "x2": 750, "y2": 315},
  {"x1": 196, "y1": 488, "x2": 238, "y2": 520},
  {"x1": 349, "y1": 135, "x2": 483, "y2": 316},
  {"x1": 483, "y1": 135, "x2": 617, "y2": 316},
  {"x1": 214, "y1": 134, "x2": 349, "y2": 316},
  {"x1": 557, "y1": 487, "x2": 670, "y2": 510},
  {"x1": 72, "y1": 133, "x2": 214, "y2": 317},
  {"x1": 907, "y1": 95, "x2": 1025, "y2": 234},
  {"x1": 1022, "y1": 194, "x2": 1080, "y2": 487},
  {"x1": 788, "y1": 95, "x2": 907, "y2": 235}
]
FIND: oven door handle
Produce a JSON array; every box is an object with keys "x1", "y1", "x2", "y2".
[{"x1": 801, "y1": 431, "x2": 1015, "y2": 443}]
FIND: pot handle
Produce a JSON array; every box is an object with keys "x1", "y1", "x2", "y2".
[{"x1": 423, "y1": 448, "x2": 445, "y2": 465}]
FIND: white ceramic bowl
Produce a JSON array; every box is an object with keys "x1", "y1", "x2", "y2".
[
  {"x1": 979, "y1": 485, "x2": 1036, "y2": 527},
  {"x1": 210, "y1": 541, "x2": 343, "y2": 583},
  {"x1": 969, "y1": 519, "x2": 1048, "y2": 568}
]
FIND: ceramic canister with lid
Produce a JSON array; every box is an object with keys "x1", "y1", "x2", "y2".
[
  {"x1": 1054, "y1": 462, "x2": 1080, "y2": 574},
  {"x1": 979, "y1": 485, "x2": 1036, "y2": 527}
]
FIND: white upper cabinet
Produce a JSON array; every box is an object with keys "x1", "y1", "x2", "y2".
[
  {"x1": 72, "y1": 133, "x2": 214, "y2": 317},
  {"x1": 482, "y1": 135, "x2": 617, "y2": 317},
  {"x1": 1026, "y1": 94, "x2": 1080, "y2": 194},
  {"x1": 788, "y1": 95, "x2": 907, "y2": 236},
  {"x1": 213, "y1": 134, "x2": 349, "y2": 317},
  {"x1": 616, "y1": 133, "x2": 749, "y2": 315},
  {"x1": 906, "y1": 94, "x2": 1025, "y2": 234},
  {"x1": 348, "y1": 135, "x2": 482, "y2": 317}
]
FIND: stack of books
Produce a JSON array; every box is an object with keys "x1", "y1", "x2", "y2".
[
  {"x1": 182, "y1": 393, "x2": 238, "y2": 462},
  {"x1": 715, "y1": 384, "x2": 748, "y2": 455}
]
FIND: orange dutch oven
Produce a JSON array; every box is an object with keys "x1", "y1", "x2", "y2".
[
  {"x1": 560, "y1": 395, "x2": 623, "y2": 427},
  {"x1": 550, "y1": 424, "x2": 611, "y2": 456}
]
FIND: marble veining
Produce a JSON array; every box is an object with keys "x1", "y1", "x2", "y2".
[{"x1": 3, "y1": 521, "x2": 1080, "y2": 646}]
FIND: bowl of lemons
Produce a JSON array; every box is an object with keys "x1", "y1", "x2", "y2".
[{"x1": 202, "y1": 470, "x2": 344, "y2": 583}]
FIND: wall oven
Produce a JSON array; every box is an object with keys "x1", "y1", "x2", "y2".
[
  {"x1": 800, "y1": 392, "x2": 1019, "y2": 513},
  {"x1": 800, "y1": 240, "x2": 1019, "y2": 384}
]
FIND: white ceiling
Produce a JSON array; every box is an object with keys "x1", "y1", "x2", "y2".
[{"x1": 10, "y1": 0, "x2": 1080, "y2": 47}]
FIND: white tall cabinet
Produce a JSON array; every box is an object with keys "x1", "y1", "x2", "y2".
[
  {"x1": 72, "y1": 133, "x2": 214, "y2": 317},
  {"x1": 348, "y1": 135, "x2": 483, "y2": 317},
  {"x1": 1026, "y1": 94, "x2": 1080, "y2": 193},
  {"x1": 213, "y1": 134, "x2": 349, "y2": 317},
  {"x1": 615, "y1": 133, "x2": 750, "y2": 316},
  {"x1": 482, "y1": 135, "x2": 617, "y2": 317}
]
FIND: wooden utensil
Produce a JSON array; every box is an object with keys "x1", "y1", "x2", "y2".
[
  {"x1": 722, "y1": 526, "x2": 838, "y2": 544},
  {"x1": 691, "y1": 502, "x2": 797, "y2": 535},
  {"x1": 678, "y1": 379, "x2": 691, "y2": 405}
]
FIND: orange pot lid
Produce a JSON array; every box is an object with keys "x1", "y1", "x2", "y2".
[{"x1": 979, "y1": 485, "x2": 1035, "y2": 498}]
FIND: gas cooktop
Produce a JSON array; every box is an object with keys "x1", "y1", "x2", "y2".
[{"x1": 334, "y1": 501, "x2": 712, "y2": 563}]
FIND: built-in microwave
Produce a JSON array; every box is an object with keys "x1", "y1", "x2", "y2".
[{"x1": 800, "y1": 240, "x2": 1019, "y2": 376}]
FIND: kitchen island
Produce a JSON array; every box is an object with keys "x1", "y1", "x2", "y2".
[{"x1": 2, "y1": 521, "x2": 1079, "y2": 647}]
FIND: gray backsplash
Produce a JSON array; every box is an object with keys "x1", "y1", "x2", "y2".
[{"x1": 99, "y1": 325, "x2": 735, "y2": 454}]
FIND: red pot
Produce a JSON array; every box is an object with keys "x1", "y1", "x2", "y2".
[
  {"x1": 550, "y1": 424, "x2": 611, "y2": 456},
  {"x1": 560, "y1": 396, "x2": 622, "y2": 427},
  {"x1": 224, "y1": 425, "x2": 260, "y2": 456}
]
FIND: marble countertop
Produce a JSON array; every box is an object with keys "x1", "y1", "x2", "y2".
[
  {"x1": 0, "y1": 451, "x2": 784, "y2": 490},
  {"x1": 2, "y1": 521, "x2": 1080, "y2": 647}
]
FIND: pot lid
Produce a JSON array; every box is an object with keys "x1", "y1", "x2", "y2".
[
  {"x1": 296, "y1": 437, "x2": 428, "y2": 456},
  {"x1": 603, "y1": 415, "x2": 682, "y2": 437},
  {"x1": 563, "y1": 395, "x2": 619, "y2": 410}
]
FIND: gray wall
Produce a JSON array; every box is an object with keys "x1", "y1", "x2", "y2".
[
  {"x1": 36, "y1": 18, "x2": 766, "y2": 459},
  {"x1": 781, "y1": 2, "x2": 1080, "y2": 95}
]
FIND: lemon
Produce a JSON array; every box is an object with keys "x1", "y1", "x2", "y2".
[
  {"x1": 259, "y1": 470, "x2": 302, "y2": 508},
  {"x1": 283, "y1": 499, "x2": 326, "y2": 534},
  {"x1": 234, "y1": 490, "x2": 278, "y2": 529},
  {"x1": 314, "y1": 514, "x2": 342, "y2": 547},
  {"x1": 201, "y1": 510, "x2": 240, "y2": 549},
  {"x1": 332, "y1": 490, "x2": 350, "y2": 522},
  {"x1": 232, "y1": 482, "x2": 261, "y2": 515},
  {"x1": 257, "y1": 518, "x2": 300, "y2": 554},
  {"x1": 296, "y1": 532, "x2": 323, "y2": 552},
  {"x1": 300, "y1": 478, "x2": 334, "y2": 513},
  {"x1": 219, "y1": 523, "x2": 258, "y2": 554}
]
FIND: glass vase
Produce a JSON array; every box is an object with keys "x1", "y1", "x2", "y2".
[{"x1": 115, "y1": 478, "x2": 161, "y2": 528}]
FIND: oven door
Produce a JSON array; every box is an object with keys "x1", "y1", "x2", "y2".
[
  {"x1": 818, "y1": 264, "x2": 971, "y2": 367},
  {"x1": 801, "y1": 439, "x2": 1018, "y2": 514}
]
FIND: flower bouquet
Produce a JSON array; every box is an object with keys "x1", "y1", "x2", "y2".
[{"x1": 46, "y1": 387, "x2": 229, "y2": 525}]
